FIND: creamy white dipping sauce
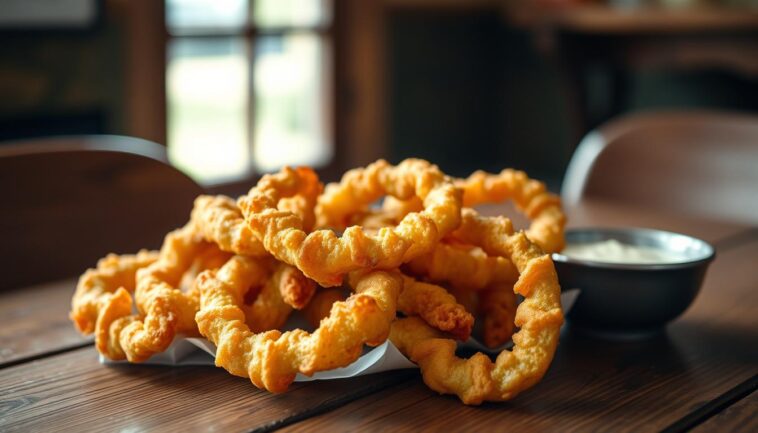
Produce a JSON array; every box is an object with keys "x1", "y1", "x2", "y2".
[{"x1": 561, "y1": 239, "x2": 684, "y2": 264}]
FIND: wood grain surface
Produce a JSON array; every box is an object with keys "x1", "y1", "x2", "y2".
[
  {"x1": 691, "y1": 388, "x2": 757, "y2": 433},
  {"x1": 0, "y1": 346, "x2": 414, "y2": 433},
  {"x1": 0, "y1": 278, "x2": 88, "y2": 368}
]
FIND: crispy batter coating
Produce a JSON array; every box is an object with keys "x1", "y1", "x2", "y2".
[
  {"x1": 196, "y1": 258, "x2": 402, "y2": 392},
  {"x1": 191, "y1": 190, "x2": 321, "y2": 257},
  {"x1": 243, "y1": 262, "x2": 315, "y2": 332},
  {"x1": 315, "y1": 159, "x2": 460, "y2": 235},
  {"x1": 447, "y1": 286, "x2": 479, "y2": 316},
  {"x1": 345, "y1": 209, "x2": 400, "y2": 232},
  {"x1": 190, "y1": 195, "x2": 269, "y2": 256},
  {"x1": 276, "y1": 263, "x2": 317, "y2": 310},
  {"x1": 238, "y1": 160, "x2": 462, "y2": 287},
  {"x1": 190, "y1": 196, "x2": 317, "y2": 309},
  {"x1": 279, "y1": 195, "x2": 320, "y2": 233},
  {"x1": 479, "y1": 281, "x2": 518, "y2": 348},
  {"x1": 70, "y1": 250, "x2": 159, "y2": 335},
  {"x1": 379, "y1": 196, "x2": 423, "y2": 223},
  {"x1": 456, "y1": 169, "x2": 565, "y2": 253},
  {"x1": 398, "y1": 275, "x2": 473, "y2": 341},
  {"x1": 406, "y1": 242, "x2": 518, "y2": 291},
  {"x1": 302, "y1": 288, "x2": 346, "y2": 328},
  {"x1": 384, "y1": 169, "x2": 566, "y2": 254},
  {"x1": 180, "y1": 245, "x2": 235, "y2": 295},
  {"x1": 348, "y1": 202, "x2": 519, "y2": 293},
  {"x1": 70, "y1": 157, "x2": 564, "y2": 405},
  {"x1": 390, "y1": 209, "x2": 563, "y2": 405},
  {"x1": 97, "y1": 226, "x2": 227, "y2": 362},
  {"x1": 349, "y1": 211, "x2": 515, "y2": 345}
]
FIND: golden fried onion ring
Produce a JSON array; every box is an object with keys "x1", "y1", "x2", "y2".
[
  {"x1": 96, "y1": 226, "x2": 227, "y2": 362},
  {"x1": 243, "y1": 262, "x2": 315, "y2": 332},
  {"x1": 384, "y1": 168, "x2": 566, "y2": 254},
  {"x1": 398, "y1": 275, "x2": 473, "y2": 341},
  {"x1": 406, "y1": 242, "x2": 518, "y2": 291},
  {"x1": 275, "y1": 263, "x2": 317, "y2": 310},
  {"x1": 456, "y1": 169, "x2": 565, "y2": 253},
  {"x1": 238, "y1": 160, "x2": 462, "y2": 286},
  {"x1": 303, "y1": 288, "x2": 346, "y2": 329},
  {"x1": 196, "y1": 256, "x2": 402, "y2": 392},
  {"x1": 479, "y1": 281, "x2": 518, "y2": 348},
  {"x1": 190, "y1": 195, "x2": 317, "y2": 310},
  {"x1": 190, "y1": 195, "x2": 269, "y2": 257},
  {"x1": 347, "y1": 204, "x2": 518, "y2": 292},
  {"x1": 190, "y1": 191, "x2": 322, "y2": 256},
  {"x1": 389, "y1": 209, "x2": 563, "y2": 405},
  {"x1": 70, "y1": 250, "x2": 159, "y2": 335}
]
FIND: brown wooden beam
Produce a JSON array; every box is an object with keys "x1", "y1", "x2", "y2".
[{"x1": 123, "y1": 0, "x2": 166, "y2": 145}]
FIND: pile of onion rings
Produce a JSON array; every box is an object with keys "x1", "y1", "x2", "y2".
[{"x1": 70, "y1": 159, "x2": 565, "y2": 405}]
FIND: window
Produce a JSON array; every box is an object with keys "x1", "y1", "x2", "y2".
[{"x1": 165, "y1": 0, "x2": 333, "y2": 184}]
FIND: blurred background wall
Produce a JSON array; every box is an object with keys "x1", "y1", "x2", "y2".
[
  {"x1": 1, "y1": 0, "x2": 757, "y2": 191},
  {"x1": 0, "y1": 0, "x2": 164, "y2": 145},
  {"x1": 0, "y1": 2, "x2": 126, "y2": 139}
]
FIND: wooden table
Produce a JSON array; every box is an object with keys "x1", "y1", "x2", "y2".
[{"x1": 1, "y1": 200, "x2": 756, "y2": 432}]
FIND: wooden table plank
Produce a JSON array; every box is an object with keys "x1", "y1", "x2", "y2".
[
  {"x1": 0, "y1": 346, "x2": 414, "y2": 433},
  {"x1": 281, "y1": 239, "x2": 758, "y2": 433},
  {"x1": 691, "y1": 388, "x2": 757, "y2": 433},
  {"x1": 0, "y1": 278, "x2": 88, "y2": 367}
]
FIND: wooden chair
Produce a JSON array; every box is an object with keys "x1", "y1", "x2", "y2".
[
  {"x1": 561, "y1": 110, "x2": 758, "y2": 225},
  {"x1": 0, "y1": 135, "x2": 204, "y2": 291}
]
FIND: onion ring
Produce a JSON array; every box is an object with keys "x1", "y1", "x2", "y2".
[
  {"x1": 479, "y1": 281, "x2": 518, "y2": 348},
  {"x1": 238, "y1": 160, "x2": 462, "y2": 287},
  {"x1": 398, "y1": 275, "x2": 473, "y2": 341},
  {"x1": 275, "y1": 262, "x2": 317, "y2": 310},
  {"x1": 243, "y1": 262, "x2": 315, "y2": 332},
  {"x1": 405, "y1": 242, "x2": 518, "y2": 291},
  {"x1": 70, "y1": 250, "x2": 159, "y2": 335},
  {"x1": 190, "y1": 195, "x2": 269, "y2": 257},
  {"x1": 389, "y1": 208, "x2": 563, "y2": 405},
  {"x1": 347, "y1": 206, "x2": 518, "y2": 292},
  {"x1": 196, "y1": 257, "x2": 402, "y2": 392},
  {"x1": 302, "y1": 288, "x2": 346, "y2": 329},
  {"x1": 97, "y1": 226, "x2": 226, "y2": 362},
  {"x1": 456, "y1": 169, "x2": 565, "y2": 253},
  {"x1": 190, "y1": 192, "x2": 322, "y2": 255},
  {"x1": 384, "y1": 169, "x2": 566, "y2": 254}
]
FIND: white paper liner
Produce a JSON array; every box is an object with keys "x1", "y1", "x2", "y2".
[{"x1": 102, "y1": 289, "x2": 579, "y2": 381}]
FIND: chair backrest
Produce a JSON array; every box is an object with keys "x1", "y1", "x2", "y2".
[
  {"x1": 0, "y1": 135, "x2": 204, "y2": 290},
  {"x1": 562, "y1": 110, "x2": 758, "y2": 225}
]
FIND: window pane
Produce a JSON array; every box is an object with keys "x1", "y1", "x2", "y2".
[
  {"x1": 253, "y1": 34, "x2": 332, "y2": 172},
  {"x1": 166, "y1": 0, "x2": 247, "y2": 32},
  {"x1": 167, "y1": 38, "x2": 250, "y2": 183},
  {"x1": 253, "y1": 0, "x2": 330, "y2": 28}
]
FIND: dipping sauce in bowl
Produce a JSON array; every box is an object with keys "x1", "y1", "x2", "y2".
[
  {"x1": 552, "y1": 228, "x2": 715, "y2": 338},
  {"x1": 561, "y1": 239, "x2": 685, "y2": 265}
]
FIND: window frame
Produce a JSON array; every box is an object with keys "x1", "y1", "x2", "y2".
[{"x1": 163, "y1": 0, "x2": 339, "y2": 186}]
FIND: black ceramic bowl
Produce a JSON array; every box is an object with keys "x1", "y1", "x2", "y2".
[{"x1": 552, "y1": 228, "x2": 715, "y2": 338}]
